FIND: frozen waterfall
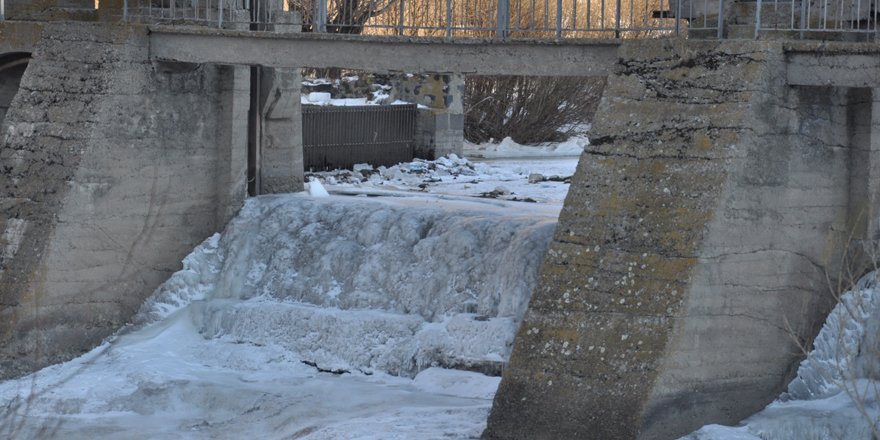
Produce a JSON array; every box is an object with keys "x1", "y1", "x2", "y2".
[
  {"x1": 0, "y1": 193, "x2": 558, "y2": 439},
  {"x1": 144, "y1": 194, "x2": 555, "y2": 376}
]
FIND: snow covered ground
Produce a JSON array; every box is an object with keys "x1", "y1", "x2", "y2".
[
  {"x1": 0, "y1": 190, "x2": 559, "y2": 440},
  {"x1": 463, "y1": 136, "x2": 588, "y2": 159},
  {"x1": 307, "y1": 154, "x2": 580, "y2": 206},
  {"x1": 301, "y1": 91, "x2": 416, "y2": 107}
]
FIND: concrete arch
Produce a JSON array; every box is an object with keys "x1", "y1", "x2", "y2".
[{"x1": 0, "y1": 52, "x2": 31, "y2": 125}]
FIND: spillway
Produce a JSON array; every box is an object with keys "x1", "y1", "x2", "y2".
[{"x1": 0, "y1": 193, "x2": 558, "y2": 439}]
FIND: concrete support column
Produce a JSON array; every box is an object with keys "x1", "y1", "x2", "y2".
[
  {"x1": 869, "y1": 88, "x2": 880, "y2": 239},
  {"x1": 486, "y1": 40, "x2": 856, "y2": 440},
  {"x1": 399, "y1": 73, "x2": 464, "y2": 159},
  {"x1": 845, "y1": 88, "x2": 880, "y2": 242},
  {"x1": 258, "y1": 67, "x2": 304, "y2": 194},
  {"x1": 216, "y1": 65, "x2": 250, "y2": 223},
  {"x1": 433, "y1": 73, "x2": 465, "y2": 158}
]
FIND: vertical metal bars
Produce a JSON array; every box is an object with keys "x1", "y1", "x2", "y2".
[
  {"x1": 302, "y1": 104, "x2": 417, "y2": 171},
  {"x1": 497, "y1": 0, "x2": 510, "y2": 38},
  {"x1": 114, "y1": 0, "x2": 732, "y2": 40},
  {"x1": 755, "y1": 0, "x2": 878, "y2": 38}
]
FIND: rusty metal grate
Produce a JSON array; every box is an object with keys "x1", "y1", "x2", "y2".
[{"x1": 302, "y1": 104, "x2": 416, "y2": 171}]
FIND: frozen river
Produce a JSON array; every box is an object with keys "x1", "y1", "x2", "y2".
[{"x1": 1, "y1": 156, "x2": 576, "y2": 439}]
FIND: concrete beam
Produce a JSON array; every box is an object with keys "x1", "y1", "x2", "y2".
[
  {"x1": 0, "y1": 21, "x2": 44, "y2": 54},
  {"x1": 148, "y1": 27, "x2": 620, "y2": 77},
  {"x1": 786, "y1": 42, "x2": 880, "y2": 87}
]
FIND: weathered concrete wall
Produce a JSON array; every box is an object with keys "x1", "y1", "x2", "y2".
[
  {"x1": 0, "y1": 22, "x2": 248, "y2": 378},
  {"x1": 0, "y1": 22, "x2": 44, "y2": 55},
  {"x1": 485, "y1": 39, "x2": 876, "y2": 439},
  {"x1": 5, "y1": 0, "x2": 96, "y2": 21},
  {"x1": 259, "y1": 67, "x2": 304, "y2": 193},
  {"x1": 390, "y1": 73, "x2": 464, "y2": 158}
]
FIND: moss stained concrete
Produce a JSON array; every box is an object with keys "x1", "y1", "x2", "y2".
[
  {"x1": 0, "y1": 22, "x2": 249, "y2": 378},
  {"x1": 485, "y1": 39, "x2": 874, "y2": 439}
]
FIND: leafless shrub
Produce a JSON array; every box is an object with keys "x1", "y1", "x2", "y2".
[{"x1": 464, "y1": 75, "x2": 605, "y2": 145}]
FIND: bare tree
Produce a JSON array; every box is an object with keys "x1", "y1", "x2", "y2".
[{"x1": 465, "y1": 75, "x2": 605, "y2": 145}]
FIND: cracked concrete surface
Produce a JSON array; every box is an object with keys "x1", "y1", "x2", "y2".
[
  {"x1": 486, "y1": 39, "x2": 880, "y2": 439},
  {"x1": 0, "y1": 22, "x2": 248, "y2": 379}
]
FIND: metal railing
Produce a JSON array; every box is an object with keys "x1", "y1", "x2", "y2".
[
  {"x1": 294, "y1": 0, "x2": 711, "y2": 38},
  {"x1": 116, "y1": 0, "x2": 298, "y2": 29},
  {"x1": 755, "y1": 0, "x2": 878, "y2": 37},
  {"x1": 116, "y1": 0, "x2": 724, "y2": 38},
  {"x1": 302, "y1": 104, "x2": 416, "y2": 171},
  {"x1": 7, "y1": 0, "x2": 876, "y2": 40}
]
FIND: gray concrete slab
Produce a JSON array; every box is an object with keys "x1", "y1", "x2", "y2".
[
  {"x1": 0, "y1": 21, "x2": 44, "y2": 55},
  {"x1": 786, "y1": 42, "x2": 880, "y2": 87},
  {"x1": 148, "y1": 26, "x2": 621, "y2": 77}
]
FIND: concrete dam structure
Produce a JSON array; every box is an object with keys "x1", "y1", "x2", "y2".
[{"x1": 0, "y1": 0, "x2": 879, "y2": 438}]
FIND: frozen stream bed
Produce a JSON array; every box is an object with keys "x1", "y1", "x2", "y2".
[
  {"x1": 1, "y1": 182, "x2": 562, "y2": 439},
  {"x1": 4, "y1": 152, "x2": 875, "y2": 439}
]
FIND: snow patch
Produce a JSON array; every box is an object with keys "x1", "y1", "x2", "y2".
[
  {"x1": 413, "y1": 367, "x2": 501, "y2": 400},
  {"x1": 307, "y1": 154, "x2": 579, "y2": 206},
  {"x1": 307, "y1": 178, "x2": 330, "y2": 197},
  {"x1": 464, "y1": 136, "x2": 588, "y2": 158}
]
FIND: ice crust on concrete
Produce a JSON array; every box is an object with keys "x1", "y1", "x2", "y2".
[{"x1": 684, "y1": 271, "x2": 880, "y2": 440}]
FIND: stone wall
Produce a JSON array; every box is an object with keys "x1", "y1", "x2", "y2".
[
  {"x1": 485, "y1": 39, "x2": 874, "y2": 439},
  {"x1": 0, "y1": 22, "x2": 248, "y2": 378}
]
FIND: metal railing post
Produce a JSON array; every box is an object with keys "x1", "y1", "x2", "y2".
[
  {"x1": 755, "y1": 0, "x2": 761, "y2": 38},
  {"x1": 675, "y1": 0, "x2": 682, "y2": 34},
  {"x1": 314, "y1": 0, "x2": 327, "y2": 32},
  {"x1": 219, "y1": 0, "x2": 224, "y2": 27},
  {"x1": 799, "y1": 0, "x2": 807, "y2": 38},
  {"x1": 398, "y1": 0, "x2": 405, "y2": 35},
  {"x1": 124, "y1": 0, "x2": 128, "y2": 20},
  {"x1": 1, "y1": 0, "x2": 5, "y2": 22},
  {"x1": 615, "y1": 0, "x2": 621, "y2": 37},
  {"x1": 446, "y1": 0, "x2": 452, "y2": 36},
  {"x1": 497, "y1": 0, "x2": 510, "y2": 38},
  {"x1": 717, "y1": 0, "x2": 724, "y2": 38},
  {"x1": 555, "y1": 0, "x2": 562, "y2": 38}
]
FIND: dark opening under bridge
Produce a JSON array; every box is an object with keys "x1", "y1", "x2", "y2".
[{"x1": 1, "y1": 1, "x2": 880, "y2": 439}]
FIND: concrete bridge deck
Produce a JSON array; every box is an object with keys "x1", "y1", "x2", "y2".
[
  {"x1": 148, "y1": 25, "x2": 880, "y2": 85},
  {"x1": 148, "y1": 26, "x2": 621, "y2": 76}
]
